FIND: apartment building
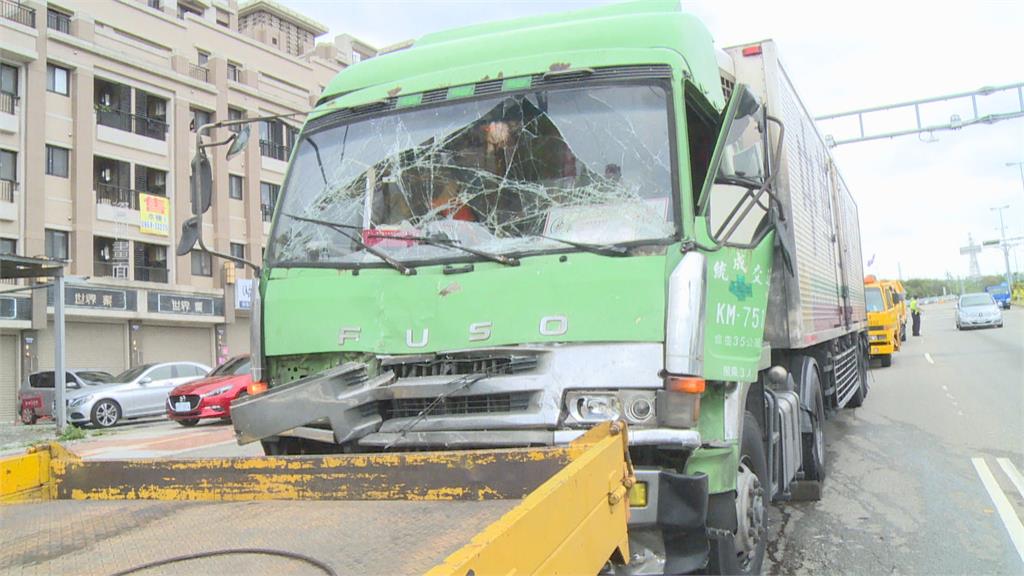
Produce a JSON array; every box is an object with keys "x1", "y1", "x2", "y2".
[{"x1": 0, "y1": 0, "x2": 376, "y2": 421}]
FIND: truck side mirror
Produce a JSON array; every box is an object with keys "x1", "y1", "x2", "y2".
[{"x1": 190, "y1": 150, "x2": 213, "y2": 215}]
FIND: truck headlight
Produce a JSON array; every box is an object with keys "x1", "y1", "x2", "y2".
[{"x1": 564, "y1": 390, "x2": 656, "y2": 426}]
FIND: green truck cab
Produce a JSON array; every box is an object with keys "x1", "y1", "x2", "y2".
[{"x1": 182, "y1": 2, "x2": 870, "y2": 574}]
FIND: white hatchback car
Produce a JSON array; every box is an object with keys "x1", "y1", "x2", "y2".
[{"x1": 65, "y1": 362, "x2": 211, "y2": 428}]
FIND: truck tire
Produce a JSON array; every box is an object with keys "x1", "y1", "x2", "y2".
[
  {"x1": 707, "y1": 412, "x2": 767, "y2": 575},
  {"x1": 900, "y1": 324, "x2": 907, "y2": 342},
  {"x1": 801, "y1": 374, "x2": 826, "y2": 483},
  {"x1": 880, "y1": 354, "x2": 892, "y2": 368}
]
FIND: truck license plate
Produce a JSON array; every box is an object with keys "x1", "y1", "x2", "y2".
[{"x1": 174, "y1": 401, "x2": 191, "y2": 412}]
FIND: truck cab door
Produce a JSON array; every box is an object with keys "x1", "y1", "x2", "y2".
[{"x1": 693, "y1": 84, "x2": 778, "y2": 383}]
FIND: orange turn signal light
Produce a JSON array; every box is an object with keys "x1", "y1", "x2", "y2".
[
  {"x1": 666, "y1": 376, "x2": 706, "y2": 394},
  {"x1": 247, "y1": 381, "x2": 269, "y2": 396}
]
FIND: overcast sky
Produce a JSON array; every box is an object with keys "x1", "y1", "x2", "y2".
[{"x1": 282, "y1": 0, "x2": 1024, "y2": 280}]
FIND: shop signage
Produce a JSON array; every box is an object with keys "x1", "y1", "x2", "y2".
[
  {"x1": 150, "y1": 291, "x2": 224, "y2": 317},
  {"x1": 139, "y1": 193, "x2": 171, "y2": 237},
  {"x1": 48, "y1": 285, "x2": 137, "y2": 311},
  {"x1": 235, "y1": 279, "x2": 253, "y2": 310}
]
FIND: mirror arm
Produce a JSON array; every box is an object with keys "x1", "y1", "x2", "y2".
[{"x1": 195, "y1": 234, "x2": 262, "y2": 276}]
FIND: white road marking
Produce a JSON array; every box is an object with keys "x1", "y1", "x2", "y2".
[
  {"x1": 957, "y1": 411, "x2": 964, "y2": 416},
  {"x1": 998, "y1": 458, "x2": 1024, "y2": 502},
  {"x1": 946, "y1": 392, "x2": 955, "y2": 400},
  {"x1": 925, "y1": 353, "x2": 935, "y2": 364},
  {"x1": 972, "y1": 458, "x2": 1024, "y2": 563},
  {"x1": 941, "y1": 385, "x2": 949, "y2": 391}
]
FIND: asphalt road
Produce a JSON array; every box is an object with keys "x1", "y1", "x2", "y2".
[{"x1": 764, "y1": 301, "x2": 1024, "y2": 575}]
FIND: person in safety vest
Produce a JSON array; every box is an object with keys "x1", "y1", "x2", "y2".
[{"x1": 910, "y1": 296, "x2": 922, "y2": 336}]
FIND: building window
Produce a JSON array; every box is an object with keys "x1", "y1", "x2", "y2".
[
  {"x1": 230, "y1": 242, "x2": 245, "y2": 268},
  {"x1": 229, "y1": 174, "x2": 243, "y2": 200},
  {"x1": 216, "y1": 8, "x2": 230, "y2": 28},
  {"x1": 45, "y1": 230, "x2": 69, "y2": 261},
  {"x1": 135, "y1": 165, "x2": 167, "y2": 196},
  {"x1": 0, "y1": 149, "x2": 15, "y2": 181},
  {"x1": 46, "y1": 145, "x2": 69, "y2": 178},
  {"x1": 227, "y1": 107, "x2": 244, "y2": 133},
  {"x1": 0, "y1": 148, "x2": 15, "y2": 201},
  {"x1": 191, "y1": 250, "x2": 213, "y2": 276},
  {"x1": 135, "y1": 241, "x2": 167, "y2": 282},
  {"x1": 147, "y1": 0, "x2": 162, "y2": 10},
  {"x1": 190, "y1": 107, "x2": 213, "y2": 132},
  {"x1": 260, "y1": 182, "x2": 279, "y2": 222},
  {"x1": 47, "y1": 64, "x2": 70, "y2": 96},
  {"x1": 351, "y1": 51, "x2": 362, "y2": 64},
  {"x1": 227, "y1": 62, "x2": 240, "y2": 82},
  {"x1": 46, "y1": 8, "x2": 71, "y2": 34},
  {"x1": 259, "y1": 120, "x2": 297, "y2": 161},
  {"x1": 0, "y1": 238, "x2": 15, "y2": 255},
  {"x1": 197, "y1": 50, "x2": 209, "y2": 66},
  {"x1": 1, "y1": 63, "x2": 19, "y2": 96}
]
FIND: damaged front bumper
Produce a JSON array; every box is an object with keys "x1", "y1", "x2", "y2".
[{"x1": 231, "y1": 361, "x2": 702, "y2": 450}]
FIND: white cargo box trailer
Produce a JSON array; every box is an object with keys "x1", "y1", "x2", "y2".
[
  {"x1": 721, "y1": 40, "x2": 867, "y2": 348},
  {"x1": 720, "y1": 40, "x2": 867, "y2": 407}
]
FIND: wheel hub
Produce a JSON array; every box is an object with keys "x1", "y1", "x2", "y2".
[{"x1": 734, "y1": 461, "x2": 765, "y2": 567}]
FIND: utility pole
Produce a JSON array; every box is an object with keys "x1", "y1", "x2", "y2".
[{"x1": 991, "y1": 205, "x2": 1014, "y2": 292}]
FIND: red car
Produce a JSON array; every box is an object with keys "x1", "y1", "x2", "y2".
[{"x1": 166, "y1": 355, "x2": 251, "y2": 426}]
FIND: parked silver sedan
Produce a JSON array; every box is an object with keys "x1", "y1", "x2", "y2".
[
  {"x1": 956, "y1": 292, "x2": 1004, "y2": 330},
  {"x1": 65, "y1": 362, "x2": 211, "y2": 428}
]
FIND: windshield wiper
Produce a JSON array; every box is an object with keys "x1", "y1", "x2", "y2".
[
  {"x1": 284, "y1": 213, "x2": 416, "y2": 276},
  {"x1": 366, "y1": 233, "x2": 520, "y2": 267},
  {"x1": 538, "y1": 235, "x2": 630, "y2": 257}
]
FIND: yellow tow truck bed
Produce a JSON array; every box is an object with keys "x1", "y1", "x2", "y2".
[{"x1": 1, "y1": 423, "x2": 634, "y2": 576}]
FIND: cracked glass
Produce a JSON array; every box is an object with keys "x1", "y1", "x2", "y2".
[{"x1": 268, "y1": 83, "x2": 675, "y2": 267}]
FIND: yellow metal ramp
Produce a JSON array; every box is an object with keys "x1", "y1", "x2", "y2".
[{"x1": 1, "y1": 422, "x2": 634, "y2": 576}]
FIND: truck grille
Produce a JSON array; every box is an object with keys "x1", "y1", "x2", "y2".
[
  {"x1": 385, "y1": 354, "x2": 538, "y2": 378},
  {"x1": 383, "y1": 392, "x2": 532, "y2": 419}
]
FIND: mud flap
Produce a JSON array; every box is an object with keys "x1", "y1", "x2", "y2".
[{"x1": 658, "y1": 471, "x2": 710, "y2": 575}]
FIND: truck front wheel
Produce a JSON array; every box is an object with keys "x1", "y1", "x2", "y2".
[
  {"x1": 708, "y1": 412, "x2": 767, "y2": 575},
  {"x1": 880, "y1": 354, "x2": 892, "y2": 368}
]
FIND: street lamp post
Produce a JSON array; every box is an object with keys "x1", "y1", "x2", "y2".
[
  {"x1": 1008, "y1": 161, "x2": 1024, "y2": 195},
  {"x1": 991, "y1": 205, "x2": 1013, "y2": 293}
]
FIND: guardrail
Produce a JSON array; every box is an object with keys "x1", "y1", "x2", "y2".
[
  {"x1": 188, "y1": 63, "x2": 209, "y2": 83},
  {"x1": 134, "y1": 266, "x2": 168, "y2": 283},
  {"x1": 259, "y1": 139, "x2": 290, "y2": 161},
  {"x1": 95, "y1": 106, "x2": 168, "y2": 141},
  {"x1": 0, "y1": 179, "x2": 14, "y2": 203},
  {"x1": 0, "y1": 92, "x2": 14, "y2": 114},
  {"x1": 0, "y1": 0, "x2": 35, "y2": 27},
  {"x1": 95, "y1": 183, "x2": 140, "y2": 210}
]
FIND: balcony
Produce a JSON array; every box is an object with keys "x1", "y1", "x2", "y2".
[
  {"x1": 188, "y1": 63, "x2": 209, "y2": 83},
  {"x1": 135, "y1": 265, "x2": 168, "y2": 283},
  {"x1": 46, "y1": 9, "x2": 70, "y2": 34},
  {"x1": 0, "y1": 0, "x2": 35, "y2": 28},
  {"x1": 95, "y1": 183, "x2": 141, "y2": 210},
  {"x1": 93, "y1": 261, "x2": 129, "y2": 278},
  {"x1": 96, "y1": 106, "x2": 168, "y2": 141},
  {"x1": 0, "y1": 92, "x2": 16, "y2": 115},
  {"x1": 259, "y1": 140, "x2": 290, "y2": 162},
  {"x1": 0, "y1": 180, "x2": 15, "y2": 222}
]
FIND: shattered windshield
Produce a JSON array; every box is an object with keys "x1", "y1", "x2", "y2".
[{"x1": 268, "y1": 83, "x2": 675, "y2": 267}]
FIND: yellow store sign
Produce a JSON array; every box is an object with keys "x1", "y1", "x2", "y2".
[{"x1": 139, "y1": 193, "x2": 170, "y2": 237}]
